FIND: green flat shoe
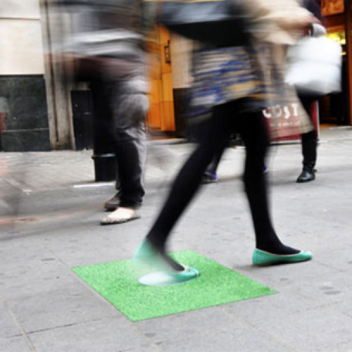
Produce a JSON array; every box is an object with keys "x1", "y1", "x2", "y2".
[
  {"x1": 133, "y1": 240, "x2": 200, "y2": 285},
  {"x1": 133, "y1": 240, "x2": 166, "y2": 272},
  {"x1": 252, "y1": 248, "x2": 312, "y2": 266},
  {"x1": 137, "y1": 266, "x2": 199, "y2": 286}
]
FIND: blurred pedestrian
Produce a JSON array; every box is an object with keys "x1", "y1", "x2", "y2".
[
  {"x1": 56, "y1": 0, "x2": 156, "y2": 224},
  {"x1": 296, "y1": 0, "x2": 324, "y2": 183},
  {"x1": 134, "y1": 0, "x2": 315, "y2": 284}
]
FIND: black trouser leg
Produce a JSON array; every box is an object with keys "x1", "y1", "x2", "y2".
[
  {"x1": 237, "y1": 111, "x2": 286, "y2": 252},
  {"x1": 115, "y1": 125, "x2": 146, "y2": 208},
  {"x1": 299, "y1": 97, "x2": 317, "y2": 170},
  {"x1": 297, "y1": 96, "x2": 318, "y2": 182},
  {"x1": 238, "y1": 110, "x2": 299, "y2": 254},
  {"x1": 146, "y1": 103, "x2": 233, "y2": 250},
  {"x1": 207, "y1": 146, "x2": 226, "y2": 173},
  {"x1": 91, "y1": 80, "x2": 147, "y2": 208},
  {"x1": 301, "y1": 131, "x2": 317, "y2": 170}
]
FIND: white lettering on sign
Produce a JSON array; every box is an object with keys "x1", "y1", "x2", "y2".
[
  {"x1": 263, "y1": 104, "x2": 299, "y2": 119},
  {"x1": 272, "y1": 106, "x2": 282, "y2": 118}
]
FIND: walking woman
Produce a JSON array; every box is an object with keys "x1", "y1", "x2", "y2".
[{"x1": 134, "y1": 0, "x2": 316, "y2": 284}]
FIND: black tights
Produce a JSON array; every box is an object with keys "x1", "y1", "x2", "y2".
[{"x1": 147, "y1": 100, "x2": 299, "y2": 261}]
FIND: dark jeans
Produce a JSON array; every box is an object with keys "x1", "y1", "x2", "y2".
[
  {"x1": 90, "y1": 80, "x2": 147, "y2": 208},
  {"x1": 147, "y1": 99, "x2": 282, "y2": 252}
]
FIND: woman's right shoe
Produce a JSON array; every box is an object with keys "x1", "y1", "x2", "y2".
[
  {"x1": 133, "y1": 240, "x2": 200, "y2": 285},
  {"x1": 252, "y1": 248, "x2": 312, "y2": 266}
]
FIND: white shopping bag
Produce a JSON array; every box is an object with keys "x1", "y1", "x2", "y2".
[{"x1": 285, "y1": 37, "x2": 342, "y2": 96}]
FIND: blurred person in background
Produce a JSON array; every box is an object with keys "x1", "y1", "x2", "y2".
[
  {"x1": 55, "y1": 0, "x2": 156, "y2": 224},
  {"x1": 296, "y1": 0, "x2": 324, "y2": 183},
  {"x1": 133, "y1": 0, "x2": 316, "y2": 284}
]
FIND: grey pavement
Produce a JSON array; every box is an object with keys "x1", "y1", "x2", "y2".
[{"x1": 1, "y1": 128, "x2": 352, "y2": 352}]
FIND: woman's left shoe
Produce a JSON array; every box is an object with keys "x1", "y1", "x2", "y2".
[
  {"x1": 137, "y1": 266, "x2": 200, "y2": 286},
  {"x1": 252, "y1": 248, "x2": 312, "y2": 266},
  {"x1": 133, "y1": 240, "x2": 200, "y2": 285}
]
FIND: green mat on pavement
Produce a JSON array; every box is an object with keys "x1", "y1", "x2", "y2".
[{"x1": 72, "y1": 250, "x2": 277, "y2": 321}]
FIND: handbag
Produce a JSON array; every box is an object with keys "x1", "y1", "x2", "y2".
[
  {"x1": 150, "y1": 0, "x2": 250, "y2": 45},
  {"x1": 263, "y1": 84, "x2": 314, "y2": 140},
  {"x1": 285, "y1": 36, "x2": 342, "y2": 97}
]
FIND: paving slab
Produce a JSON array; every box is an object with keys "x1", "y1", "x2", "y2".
[
  {"x1": 0, "y1": 301, "x2": 21, "y2": 339},
  {"x1": 0, "y1": 336, "x2": 32, "y2": 352},
  {"x1": 29, "y1": 317, "x2": 158, "y2": 352}
]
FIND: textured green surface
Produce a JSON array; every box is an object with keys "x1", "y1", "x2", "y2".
[{"x1": 72, "y1": 251, "x2": 277, "y2": 322}]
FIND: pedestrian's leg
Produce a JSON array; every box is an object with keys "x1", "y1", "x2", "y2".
[
  {"x1": 146, "y1": 108, "x2": 231, "y2": 250},
  {"x1": 238, "y1": 110, "x2": 312, "y2": 264},
  {"x1": 100, "y1": 76, "x2": 148, "y2": 224},
  {"x1": 104, "y1": 169, "x2": 121, "y2": 211},
  {"x1": 135, "y1": 106, "x2": 232, "y2": 278},
  {"x1": 297, "y1": 130, "x2": 317, "y2": 182},
  {"x1": 208, "y1": 147, "x2": 225, "y2": 173},
  {"x1": 297, "y1": 97, "x2": 318, "y2": 183},
  {"x1": 101, "y1": 125, "x2": 146, "y2": 224},
  {"x1": 115, "y1": 124, "x2": 146, "y2": 208},
  {"x1": 203, "y1": 146, "x2": 226, "y2": 183}
]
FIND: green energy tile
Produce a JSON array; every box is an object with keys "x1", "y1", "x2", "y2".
[{"x1": 72, "y1": 250, "x2": 277, "y2": 321}]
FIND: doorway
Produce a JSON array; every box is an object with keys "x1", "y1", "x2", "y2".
[{"x1": 147, "y1": 26, "x2": 176, "y2": 136}]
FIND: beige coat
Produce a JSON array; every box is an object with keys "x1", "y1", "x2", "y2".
[{"x1": 242, "y1": 0, "x2": 314, "y2": 45}]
